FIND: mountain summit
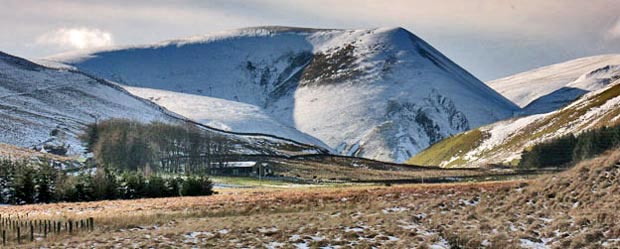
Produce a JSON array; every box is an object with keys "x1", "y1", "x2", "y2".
[{"x1": 48, "y1": 26, "x2": 519, "y2": 162}]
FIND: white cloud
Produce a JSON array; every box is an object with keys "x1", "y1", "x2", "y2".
[
  {"x1": 608, "y1": 18, "x2": 620, "y2": 39},
  {"x1": 36, "y1": 28, "x2": 114, "y2": 49}
]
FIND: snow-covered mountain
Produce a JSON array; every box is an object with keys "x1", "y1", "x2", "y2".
[
  {"x1": 0, "y1": 51, "x2": 326, "y2": 157},
  {"x1": 488, "y1": 54, "x2": 620, "y2": 114},
  {"x1": 410, "y1": 71, "x2": 620, "y2": 167},
  {"x1": 47, "y1": 26, "x2": 518, "y2": 163}
]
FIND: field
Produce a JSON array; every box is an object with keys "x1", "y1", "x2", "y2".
[{"x1": 2, "y1": 150, "x2": 620, "y2": 248}]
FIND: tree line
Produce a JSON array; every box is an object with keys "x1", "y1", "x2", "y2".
[
  {"x1": 519, "y1": 124, "x2": 620, "y2": 168},
  {"x1": 0, "y1": 159, "x2": 213, "y2": 205},
  {"x1": 80, "y1": 119, "x2": 234, "y2": 174}
]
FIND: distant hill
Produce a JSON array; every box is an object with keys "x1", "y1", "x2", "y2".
[
  {"x1": 409, "y1": 67, "x2": 620, "y2": 167},
  {"x1": 488, "y1": 54, "x2": 620, "y2": 114},
  {"x1": 46, "y1": 26, "x2": 518, "y2": 162},
  {"x1": 0, "y1": 51, "x2": 327, "y2": 158}
]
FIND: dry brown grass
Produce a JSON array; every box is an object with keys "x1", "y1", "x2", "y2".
[
  {"x1": 271, "y1": 156, "x2": 510, "y2": 182},
  {"x1": 0, "y1": 143, "x2": 74, "y2": 162},
  {"x1": 2, "y1": 150, "x2": 620, "y2": 248},
  {"x1": 2, "y1": 182, "x2": 514, "y2": 248}
]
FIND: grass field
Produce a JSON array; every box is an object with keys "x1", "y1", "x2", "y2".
[
  {"x1": 1, "y1": 150, "x2": 619, "y2": 248},
  {"x1": 1, "y1": 181, "x2": 514, "y2": 248}
]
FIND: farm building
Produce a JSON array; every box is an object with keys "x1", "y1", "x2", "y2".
[{"x1": 208, "y1": 161, "x2": 272, "y2": 177}]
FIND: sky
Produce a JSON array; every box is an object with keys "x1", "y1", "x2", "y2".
[{"x1": 1, "y1": 0, "x2": 619, "y2": 81}]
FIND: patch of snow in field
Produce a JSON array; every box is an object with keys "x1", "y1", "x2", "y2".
[
  {"x1": 183, "y1": 231, "x2": 214, "y2": 244},
  {"x1": 387, "y1": 236, "x2": 400, "y2": 241},
  {"x1": 539, "y1": 217, "x2": 553, "y2": 223},
  {"x1": 459, "y1": 198, "x2": 479, "y2": 206},
  {"x1": 382, "y1": 206, "x2": 409, "y2": 214},
  {"x1": 294, "y1": 242, "x2": 310, "y2": 249},
  {"x1": 267, "y1": 242, "x2": 285, "y2": 249},
  {"x1": 258, "y1": 227, "x2": 279, "y2": 234},
  {"x1": 344, "y1": 226, "x2": 367, "y2": 232},
  {"x1": 520, "y1": 238, "x2": 550, "y2": 249},
  {"x1": 430, "y1": 238, "x2": 450, "y2": 249}
]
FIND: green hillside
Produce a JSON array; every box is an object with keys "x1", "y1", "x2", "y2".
[{"x1": 407, "y1": 82, "x2": 620, "y2": 167}]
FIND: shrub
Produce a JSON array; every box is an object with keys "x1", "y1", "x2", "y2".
[
  {"x1": 182, "y1": 176, "x2": 213, "y2": 196},
  {"x1": 120, "y1": 172, "x2": 146, "y2": 199},
  {"x1": 145, "y1": 175, "x2": 167, "y2": 198},
  {"x1": 92, "y1": 167, "x2": 119, "y2": 200}
]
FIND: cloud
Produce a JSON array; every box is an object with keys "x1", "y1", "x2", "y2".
[
  {"x1": 36, "y1": 28, "x2": 114, "y2": 49},
  {"x1": 608, "y1": 18, "x2": 620, "y2": 40}
]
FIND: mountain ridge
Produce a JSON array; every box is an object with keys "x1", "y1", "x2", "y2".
[
  {"x1": 0, "y1": 51, "x2": 328, "y2": 157},
  {"x1": 488, "y1": 54, "x2": 620, "y2": 114},
  {"x1": 48, "y1": 26, "x2": 519, "y2": 163},
  {"x1": 409, "y1": 63, "x2": 620, "y2": 167}
]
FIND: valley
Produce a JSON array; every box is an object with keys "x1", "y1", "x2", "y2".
[
  {"x1": 2, "y1": 150, "x2": 619, "y2": 248},
  {"x1": 46, "y1": 26, "x2": 518, "y2": 163},
  {"x1": 1, "y1": 20, "x2": 620, "y2": 248}
]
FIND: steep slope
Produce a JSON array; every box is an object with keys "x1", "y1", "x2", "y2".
[
  {"x1": 488, "y1": 54, "x2": 620, "y2": 114},
  {"x1": 0, "y1": 51, "x2": 326, "y2": 157},
  {"x1": 48, "y1": 26, "x2": 518, "y2": 162},
  {"x1": 123, "y1": 86, "x2": 330, "y2": 149},
  {"x1": 409, "y1": 76, "x2": 620, "y2": 167}
]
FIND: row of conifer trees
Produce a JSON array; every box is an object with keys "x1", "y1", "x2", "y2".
[
  {"x1": 519, "y1": 124, "x2": 620, "y2": 168},
  {"x1": 0, "y1": 159, "x2": 213, "y2": 205}
]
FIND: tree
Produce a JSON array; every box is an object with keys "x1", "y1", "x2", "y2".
[
  {"x1": 14, "y1": 166, "x2": 35, "y2": 204},
  {"x1": 35, "y1": 162, "x2": 57, "y2": 203},
  {"x1": 181, "y1": 176, "x2": 213, "y2": 196},
  {"x1": 145, "y1": 175, "x2": 166, "y2": 198},
  {"x1": 92, "y1": 167, "x2": 119, "y2": 200}
]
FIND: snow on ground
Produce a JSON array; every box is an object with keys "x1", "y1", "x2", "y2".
[
  {"x1": 50, "y1": 26, "x2": 518, "y2": 162},
  {"x1": 488, "y1": 54, "x2": 620, "y2": 114},
  {"x1": 0, "y1": 51, "x2": 327, "y2": 157},
  {"x1": 0, "y1": 52, "x2": 175, "y2": 155},
  {"x1": 456, "y1": 79, "x2": 620, "y2": 166},
  {"x1": 124, "y1": 86, "x2": 330, "y2": 149}
]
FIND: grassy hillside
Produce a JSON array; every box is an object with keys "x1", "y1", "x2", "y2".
[
  {"x1": 408, "y1": 81, "x2": 620, "y2": 167},
  {"x1": 4, "y1": 150, "x2": 620, "y2": 247},
  {"x1": 407, "y1": 129, "x2": 485, "y2": 167},
  {"x1": 0, "y1": 142, "x2": 76, "y2": 162}
]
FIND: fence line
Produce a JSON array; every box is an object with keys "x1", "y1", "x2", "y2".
[{"x1": 0, "y1": 214, "x2": 94, "y2": 246}]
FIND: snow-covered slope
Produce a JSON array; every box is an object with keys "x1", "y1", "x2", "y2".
[
  {"x1": 488, "y1": 54, "x2": 620, "y2": 114},
  {"x1": 409, "y1": 76, "x2": 620, "y2": 167},
  {"x1": 123, "y1": 86, "x2": 330, "y2": 148},
  {"x1": 0, "y1": 51, "x2": 327, "y2": 157},
  {"x1": 0, "y1": 51, "x2": 176, "y2": 154},
  {"x1": 48, "y1": 26, "x2": 519, "y2": 162}
]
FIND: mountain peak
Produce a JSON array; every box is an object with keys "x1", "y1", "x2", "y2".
[
  {"x1": 48, "y1": 26, "x2": 518, "y2": 162},
  {"x1": 488, "y1": 53, "x2": 620, "y2": 114}
]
